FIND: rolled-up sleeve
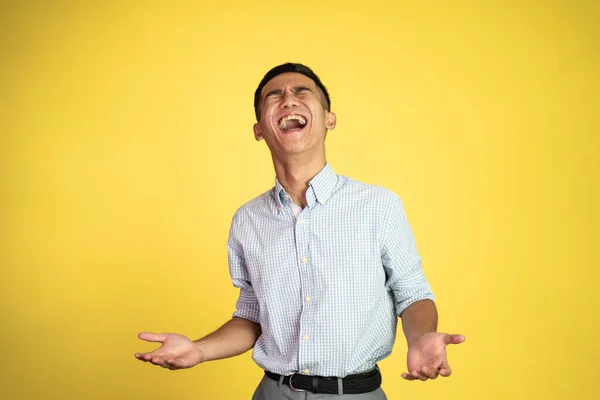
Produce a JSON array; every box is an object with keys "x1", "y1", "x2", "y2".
[
  {"x1": 228, "y1": 213, "x2": 260, "y2": 323},
  {"x1": 380, "y1": 194, "x2": 435, "y2": 316}
]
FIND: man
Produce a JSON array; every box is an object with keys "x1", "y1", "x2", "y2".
[{"x1": 135, "y1": 63, "x2": 465, "y2": 399}]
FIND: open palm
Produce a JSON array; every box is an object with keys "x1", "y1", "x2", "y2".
[
  {"x1": 402, "y1": 332, "x2": 465, "y2": 381},
  {"x1": 135, "y1": 332, "x2": 204, "y2": 370}
]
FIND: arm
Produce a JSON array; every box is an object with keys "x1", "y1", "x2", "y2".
[
  {"x1": 400, "y1": 299, "x2": 438, "y2": 347},
  {"x1": 379, "y1": 195, "x2": 464, "y2": 381},
  {"x1": 135, "y1": 317, "x2": 261, "y2": 369},
  {"x1": 137, "y1": 211, "x2": 263, "y2": 370},
  {"x1": 194, "y1": 316, "x2": 261, "y2": 362}
]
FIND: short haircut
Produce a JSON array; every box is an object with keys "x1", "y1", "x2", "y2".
[{"x1": 254, "y1": 63, "x2": 331, "y2": 121}]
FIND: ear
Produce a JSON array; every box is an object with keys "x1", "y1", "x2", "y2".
[
  {"x1": 325, "y1": 111, "x2": 336, "y2": 130},
  {"x1": 253, "y1": 122, "x2": 263, "y2": 141}
]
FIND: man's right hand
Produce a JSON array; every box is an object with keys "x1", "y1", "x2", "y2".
[{"x1": 135, "y1": 332, "x2": 204, "y2": 370}]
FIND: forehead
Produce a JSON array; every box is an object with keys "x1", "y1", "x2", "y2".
[{"x1": 261, "y1": 72, "x2": 317, "y2": 94}]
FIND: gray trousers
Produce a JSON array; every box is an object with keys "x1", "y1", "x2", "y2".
[{"x1": 252, "y1": 375, "x2": 388, "y2": 400}]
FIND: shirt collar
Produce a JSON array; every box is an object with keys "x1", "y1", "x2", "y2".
[
  {"x1": 308, "y1": 162, "x2": 337, "y2": 205},
  {"x1": 274, "y1": 178, "x2": 286, "y2": 211},
  {"x1": 273, "y1": 163, "x2": 338, "y2": 211}
]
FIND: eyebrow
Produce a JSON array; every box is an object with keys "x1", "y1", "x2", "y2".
[
  {"x1": 264, "y1": 89, "x2": 283, "y2": 98},
  {"x1": 264, "y1": 86, "x2": 313, "y2": 99},
  {"x1": 293, "y1": 86, "x2": 312, "y2": 93}
]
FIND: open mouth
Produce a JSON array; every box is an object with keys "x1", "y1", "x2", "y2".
[{"x1": 278, "y1": 114, "x2": 307, "y2": 131}]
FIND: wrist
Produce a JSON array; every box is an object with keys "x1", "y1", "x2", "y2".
[
  {"x1": 193, "y1": 341, "x2": 209, "y2": 363},
  {"x1": 400, "y1": 299, "x2": 439, "y2": 347},
  {"x1": 407, "y1": 331, "x2": 437, "y2": 348}
]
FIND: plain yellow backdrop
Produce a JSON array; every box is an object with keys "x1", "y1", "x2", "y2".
[{"x1": 1, "y1": 1, "x2": 598, "y2": 399}]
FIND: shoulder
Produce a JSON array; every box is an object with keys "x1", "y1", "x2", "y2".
[
  {"x1": 336, "y1": 175, "x2": 402, "y2": 207},
  {"x1": 231, "y1": 187, "x2": 277, "y2": 223},
  {"x1": 228, "y1": 188, "x2": 276, "y2": 249}
]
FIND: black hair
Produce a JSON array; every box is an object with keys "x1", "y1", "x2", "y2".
[{"x1": 254, "y1": 63, "x2": 331, "y2": 121}]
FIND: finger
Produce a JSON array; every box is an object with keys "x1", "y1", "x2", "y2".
[
  {"x1": 166, "y1": 359, "x2": 184, "y2": 370},
  {"x1": 443, "y1": 334, "x2": 466, "y2": 345},
  {"x1": 421, "y1": 366, "x2": 439, "y2": 380},
  {"x1": 410, "y1": 369, "x2": 428, "y2": 381},
  {"x1": 438, "y1": 359, "x2": 452, "y2": 377},
  {"x1": 135, "y1": 348, "x2": 165, "y2": 360},
  {"x1": 402, "y1": 372, "x2": 417, "y2": 380},
  {"x1": 138, "y1": 332, "x2": 168, "y2": 343},
  {"x1": 135, "y1": 351, "x2": 156, "y2": 361},
  {"x1": 159, "y1": 359, "x2": 182, "y2": 370},
  {"x1": 150, "y1": 357, "x2": 171, "y2": 368}
]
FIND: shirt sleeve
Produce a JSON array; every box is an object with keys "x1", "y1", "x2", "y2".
[
  {"x1": 228, "y1": 213, "x2": 261, "y2": 323},
  {"x1": 380, "y1": 193, "x2": 435, "y2": 316}
]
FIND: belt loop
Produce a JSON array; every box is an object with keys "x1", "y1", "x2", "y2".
[
  {"x1": 337, "y1": 377, "x2": 344, "y2": 396},
  {"x1": 277, "y1": 375, "x2": 284, "y2": 388},
  {"x1": 312, "y1": 376, "x2": 319, "y2": 393}
]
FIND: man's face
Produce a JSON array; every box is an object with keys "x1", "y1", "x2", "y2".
[{"x1": 253, "y1": 72, "x2": 336, "y2": 158}]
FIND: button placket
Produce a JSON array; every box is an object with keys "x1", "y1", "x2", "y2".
[{"x1": 296, "y1": 207, "x2": 313, "y2": 373}]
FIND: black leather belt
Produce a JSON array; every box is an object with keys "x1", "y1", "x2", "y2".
[{"x1": 264, "y1": 367, "x2": 381, "y2": 394}]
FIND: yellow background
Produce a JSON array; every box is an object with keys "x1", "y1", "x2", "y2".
[{"x1": 1, "y1": 1, "x2": 598, "y2": 399}]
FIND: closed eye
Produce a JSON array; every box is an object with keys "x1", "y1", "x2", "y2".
[
  {"x1": 265, "y1": 89, "x2": 284, "y2": 100},
  {"x1": 294, "y1": 86, "x2": 312, "y2": 94}
]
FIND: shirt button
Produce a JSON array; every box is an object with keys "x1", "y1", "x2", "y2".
[
  {"x1": 304, "y1": 369, "x2": 310, "y2": 375},
  {"x1": 298, "y1": 218, "x2": 305, "y2": 224},
  {"x1": 301, "y1": 257, "x2": 308, "y2": 264},
  {"x1": 305, "y1": 296, "x2": 311, "y2": 302},
  {"x1": 304, "y1": 335, "x2": 310, "y2": 341}
]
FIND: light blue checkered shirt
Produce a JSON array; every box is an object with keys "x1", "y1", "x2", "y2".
[{"x1": 228, "y1": 163, "x2": 434, "y2": 378}]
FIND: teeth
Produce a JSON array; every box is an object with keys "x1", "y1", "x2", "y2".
[{"x1": 278, "y1": 114, "x2": 307, "y2": 129}]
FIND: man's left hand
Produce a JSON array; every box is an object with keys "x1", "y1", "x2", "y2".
[{"x1": 401, "y1": 332, "x2": 465, "y2": 381}]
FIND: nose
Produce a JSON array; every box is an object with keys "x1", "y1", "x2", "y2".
[{"x1": 281, "y1": 91, "x2": 298, "y2": 109}]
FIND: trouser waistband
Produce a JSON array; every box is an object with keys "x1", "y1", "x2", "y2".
[{"x1": 264, "y1": 367, "x2": 381, "y2": 395}]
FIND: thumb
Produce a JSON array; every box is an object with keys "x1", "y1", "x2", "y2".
[
  {"x1": 138, "y1": 332, "x2": 168, "y2": 343},
  {"x1": 443, "y1": 334, "x2": 466, "y2": 345}
]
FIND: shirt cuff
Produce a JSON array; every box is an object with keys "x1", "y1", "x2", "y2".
[
  {"x1": 395, "y1": 292, "x2": 436, "y2": 316},
  {"x1": 232, "y1": 287, "x2": 260, "y2": 323}
]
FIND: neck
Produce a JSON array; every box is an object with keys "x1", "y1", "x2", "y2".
[{"x1": 272, "y1": 151, "x2": 326, "y2": 208}]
